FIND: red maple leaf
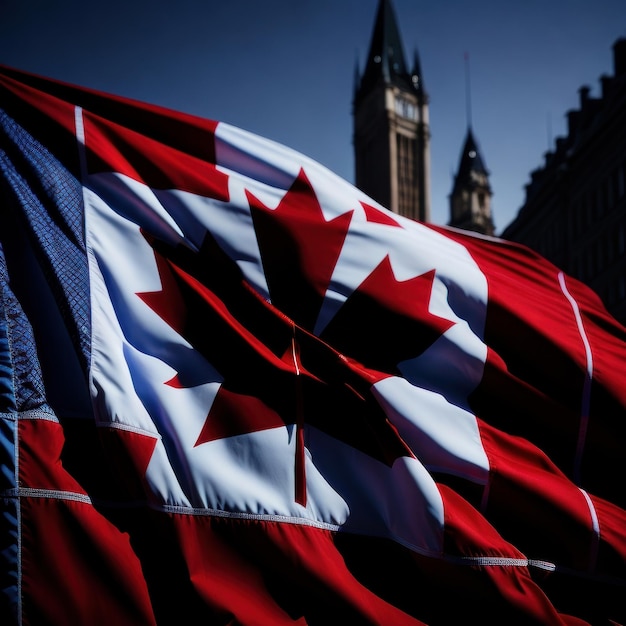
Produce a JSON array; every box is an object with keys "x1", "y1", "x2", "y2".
[
  {"x1": 136, "y1": 171, "x2": 453, "y2": 506},
  {"x1": 321, "y1": 256, "x2": 454, "y2": 380},
  {"x1": 137, "y1": 230, "x2": 412, "y2": 505},
  {"x1": 247, "y1": 168, "x2": 353, "y2": 331}
]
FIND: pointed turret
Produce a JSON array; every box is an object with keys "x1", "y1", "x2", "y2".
[
  {"x1": 448, "y1": 128, "x2": 494, "y2": 235},
  {"x1": 411, "y1": 49, "x2": 427, "y2": 101},
  {"x1": 454, "y1": 128, "x2": 489, "y2": 186}
]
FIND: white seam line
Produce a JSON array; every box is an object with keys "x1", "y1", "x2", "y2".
[
  {"x1": 558, "y1": 272, "x2": 600, "y2": 575},
  {"x1": 95, "y1": 421, "x2": 162, "y2": 439},
  {"x1": 4, "y1": 487, "x2": 93, "y2": 505},
  {"x1": 558, "y1": 272, "x2": 592, "y2": 484},
  {"x1": 579, "y1": 488, "x2": 600, "y2": 572}
]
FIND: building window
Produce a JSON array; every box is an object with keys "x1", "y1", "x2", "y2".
[
  {"x1": 395, "y1": 97, "x2": 418, "y2": 122},
  {"x1": 396, "y1": 134, "x2": 416, "y2": 217}
]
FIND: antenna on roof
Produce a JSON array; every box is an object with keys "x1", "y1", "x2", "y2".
[{"x1": 464, "y1": 51, "x2": 473, "y2": 129}]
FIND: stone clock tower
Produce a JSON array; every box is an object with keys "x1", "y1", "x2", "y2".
[{"x1": 353, "y1": 0, "x2": 431, "y2": 222}]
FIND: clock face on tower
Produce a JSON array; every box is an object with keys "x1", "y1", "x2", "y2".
[{"x1": 394, "y1": 96, "x2": 418, "y2": 121}]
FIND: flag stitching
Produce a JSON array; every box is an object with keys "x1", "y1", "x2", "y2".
[
  {"x1": 579, "y1": 488, "x2": 600, "y2": 572},
  {"x1": 95, "y1": 421, "x2": 162, "y2": 439},
  {"x1": 12, "y1": 487, "x2": 92, "y2": 504},
  {"x1": 10, "y1": 408, "x2": 58, "y2": 423},
  {"x1": 558, "y1": 271, "x2": 593, "y2": 484}
]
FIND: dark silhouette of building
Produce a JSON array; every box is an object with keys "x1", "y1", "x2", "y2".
[
  {"x1": 353, "y1": 0, "x2": 430, "y2": 222},
  {"x1": 448, "y1": 127, "x2": 495, "y2": 235},
  {"x1": 502, "y1": 39, "x2": 626, "y2": 324}
]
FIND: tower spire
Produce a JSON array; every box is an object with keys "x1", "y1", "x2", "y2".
[
  {"x1": 353, "y1": 0, "x2": 431, "y2": 222},
  {"x1": 411, "y1": 49, "x2": 427, "y2": 101},
  {"x1": 464, "y1": 51, "x2": 472, "y2": 129},
  {"x1": 448, "y1": 129, "x2": 494, "y2": 235},
  {"x1": 355, "y1": 0, "x2": 414, "y2": 103}
]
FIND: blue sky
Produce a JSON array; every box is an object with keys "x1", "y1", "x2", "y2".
[{"x1": 1, "y1": 0, "x2": 624, "y2": 232}]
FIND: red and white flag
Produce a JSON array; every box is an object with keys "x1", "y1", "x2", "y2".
[{"x1": 0, "y1": 65, "x2": 624, "y2": 625}]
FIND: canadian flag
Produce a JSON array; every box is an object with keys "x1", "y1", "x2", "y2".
[{"x1": 0, "y1": 65, "x2": 624, "y2": 625}]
